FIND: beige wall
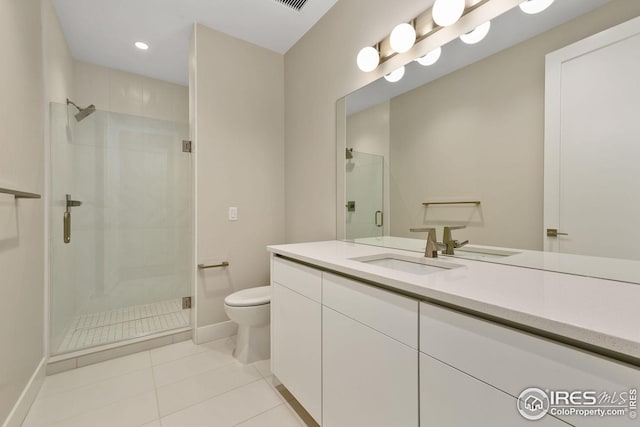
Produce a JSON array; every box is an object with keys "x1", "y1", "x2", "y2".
[
  {"x1": 285, "y1": 0, "x2": 640, "y2": 245},
  {"x1": 192, "y1": 24, "x2": 285, "y2": 330},
  {"x1": 0, "y1": 0, "x2": 45, "y2": 423},
  {"x1": 389, "y1": 1, "x2": 640, "y2": 250}
]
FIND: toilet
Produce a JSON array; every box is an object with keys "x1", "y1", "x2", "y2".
[{"x1": 224, "y1": 286, "x2": 271, "y2": 364}]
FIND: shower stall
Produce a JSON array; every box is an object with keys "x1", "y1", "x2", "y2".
[{"x1": 49, "y1": 101, "x2": 193, "y2": 356}]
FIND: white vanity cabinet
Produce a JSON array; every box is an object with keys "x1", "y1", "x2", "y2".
[
  {"x1": 322, "y1": 273, "x2": 419, "y2": 427},
  {"x1": 270, "y1": 252, "x2": 640, "y2": 427},
  {"x1": 271, "y1": 257, "x2": 322, "y2": 424},
  {"x1": 419, "y1": 301, "x2": 640, "y2": 426},
  {"x1": 420, "y1": 353, "x2": 567, "y2": 426}
]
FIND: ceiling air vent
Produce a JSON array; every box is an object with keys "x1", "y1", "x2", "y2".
[{"x1": 275, "y1": 0, "x2": 309, "y2": 12}]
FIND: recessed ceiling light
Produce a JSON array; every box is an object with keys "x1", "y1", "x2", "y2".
[{"x1": 134, "y1": 41, "x2": 149, "y2": 51}]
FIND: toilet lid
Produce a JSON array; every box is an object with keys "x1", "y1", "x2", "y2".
[{"x1": 224, "y1": 286, "x2": 271, "y2": 307}]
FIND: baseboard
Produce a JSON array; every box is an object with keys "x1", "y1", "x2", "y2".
[
  {"x1": 196, "y1": 320, "x2": 237, "y2": 344},
  {"x1": 2, "y1": 357, "x2": 46, "y2": 427}
]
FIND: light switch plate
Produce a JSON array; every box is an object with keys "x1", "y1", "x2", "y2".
[{"x1": 229, "y1": 207, "x2": 238, "y2": 221}]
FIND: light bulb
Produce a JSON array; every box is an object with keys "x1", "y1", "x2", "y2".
[
  {"x1": 432, "y1": 0, "x2": 466, "y2": 27},
  {"x1": 519, "y1": 0, "x2": 555, "y2": 14},
  {"x1": 357, "y1": 46, "x2": 380, "y2": 72},
  {"x1": 390, "y1": 23, "x2": 416, "y2": 53},
  {"x1": 134, "y1": 41, "x2": 149, "y2": 50},
  {"x1": 415, "y1": 47, "x2": 442, "y2": 66},
  {"x1": 460, "y1": 21, "x2": 491, "y2": 44},
  {"x1": 384, "y1": 66, "x2": 405, "y2": 83}
]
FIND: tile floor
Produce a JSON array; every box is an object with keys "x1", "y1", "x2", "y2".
[
  {"x1": 56, "y1": 299, "x2": 190, "y2": 354},
  {"x1": 25, "y1": 337, "x2": 316, "y2": 427}
]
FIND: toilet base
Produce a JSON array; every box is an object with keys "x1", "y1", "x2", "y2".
[{"x1": 234, "y1": 323, "x2": 270, "y2": 364}]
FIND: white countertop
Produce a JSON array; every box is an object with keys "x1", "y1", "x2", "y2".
[
  {"x1": 268, "y1": 240, "x2": 640, "y2": 363},
  {"x1": 352, "y1": 236, "x2": 640, "y2": 285}
]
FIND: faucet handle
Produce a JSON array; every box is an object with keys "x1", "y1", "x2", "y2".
[
  {"x1": 410, "y1": 227, "x2": 443, "y2": 258},
  {"x1": 444, "y1": 225, "x2": 466, "y2": 231}
]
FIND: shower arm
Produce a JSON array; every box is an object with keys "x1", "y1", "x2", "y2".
[{"x1": 66, "y1": 98, "x2": 81, "y2": 111}]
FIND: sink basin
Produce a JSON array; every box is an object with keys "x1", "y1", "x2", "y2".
[
  {"x1": 351, "y1": 254, "x2": 463, "y2": 275},
  {"x1": 451, "y1": 246, "x2": 519, "y2": 261}
]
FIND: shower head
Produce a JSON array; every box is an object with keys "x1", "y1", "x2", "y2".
[
  {"x1": 346, "y1": 148, "x2": 353, "y2": 160},
  {"x1": 67, "y1": 98, "x2": 96, "y2": 122},
  {"x1": 74, "y1": 104, "x2": 96, "y2": 122}
]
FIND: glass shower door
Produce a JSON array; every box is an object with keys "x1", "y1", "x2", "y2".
[
  {"x1": 345, "y1": 150, "x2": 384, "y2": 240},
  {"x1": 50, "y1": 102, "x2": 193, "y2": 356}
]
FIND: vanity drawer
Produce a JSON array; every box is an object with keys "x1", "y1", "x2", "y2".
[
  {"x1": 323, "y1": 272, "x2": 418, "y2": 348},
  {"x1": 272, "y1": 257, "x2": 322, "y2": 302},
  {"x1": 419, "y1": 302, "x2": 639, "y2": 403}
]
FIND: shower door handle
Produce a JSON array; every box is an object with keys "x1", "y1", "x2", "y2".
[
  {"x1": 63, "y1": 211, "x2": 71, "y2": 244},
  {"x1": 375, "y1": 210, "x2": 383, "y2": 227},
  {"x1": 64, "y1": 194, "x2": 82, "y2": 244}
]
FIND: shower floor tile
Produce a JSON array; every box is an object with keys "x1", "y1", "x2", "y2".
[{"x1": 57, "y1": 299, "x2": 190, "y2": 354}]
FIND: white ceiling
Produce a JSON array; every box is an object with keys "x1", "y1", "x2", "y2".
[{"x1": 52, "y1": 0, "x2": 337, "y2": 86}]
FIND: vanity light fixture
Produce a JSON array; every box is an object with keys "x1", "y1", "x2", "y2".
[
  {"x1": 357, "y1": 46, "x2": 380, "y2": 72},
  {"x1": 390, "y1": 22, "x2": 417, "y2": 53},
  {"x1": 519, "y1": 0, "x2": 555, "y2": 14},
  {"x1": 432, "y1": 0, "x2": 466, "y2": 27},
  {"x1": 415, "y1": 47, "x2": 442, "y2": 66},
  {"x1": 384, "y1": 66, "x2": 405, "y2": 83},
  {"x1": 134, "y1": 41, "x2": 149, "y2": 50},
  {"x1": 460, "y1": 21, "x2": 491, "y2": 44}
]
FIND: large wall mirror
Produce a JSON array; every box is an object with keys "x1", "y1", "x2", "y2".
[{"x1": 337, "y1": 0, "x2": 640, "y2": 284}]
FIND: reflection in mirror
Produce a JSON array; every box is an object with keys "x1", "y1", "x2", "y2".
[{"x1": 338, "y1": 0, "x2": 640, "y2": 284}]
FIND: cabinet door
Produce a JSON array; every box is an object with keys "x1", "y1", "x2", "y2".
[
  {"x1": 271, "y1": 283, "x2": 321, "y2": 423},
  {"x1": 420, "y1": 353, "x2": 568, "y2": 427},
  {"x1": 323, "y1": 307, "x2": 418, "y2": 427}
]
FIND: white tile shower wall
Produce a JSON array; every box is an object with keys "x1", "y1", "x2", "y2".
[{"x1": 73, "y1": 61, "x2": 188, "y2": 124}]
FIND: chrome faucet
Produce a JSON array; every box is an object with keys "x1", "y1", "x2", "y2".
[
  {"x1": 410, "y1": 227, "x2": 446, "y2": 258},
  {"x1": 442, "y1": 226, "x2": 469, "y2": 255}
]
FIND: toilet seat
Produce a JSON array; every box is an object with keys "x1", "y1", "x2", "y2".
[{"x1": 224, "y1": 286, "x2": 271, "y2": 307}]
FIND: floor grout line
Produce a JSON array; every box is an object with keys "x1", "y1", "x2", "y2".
[
  {"x1": 157, "y1": 377, "x2": 266, "y2": 420},
  {"x1": 149, "y1": 350, "x2": 163, "y2": 427},
  {"x1": 230, "y1": 401, "x2": 289, "y2": 427}
]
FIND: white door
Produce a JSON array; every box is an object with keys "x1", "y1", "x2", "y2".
[{"x1": 544, "y1": 16, "x2": 640, "y2": 259}]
